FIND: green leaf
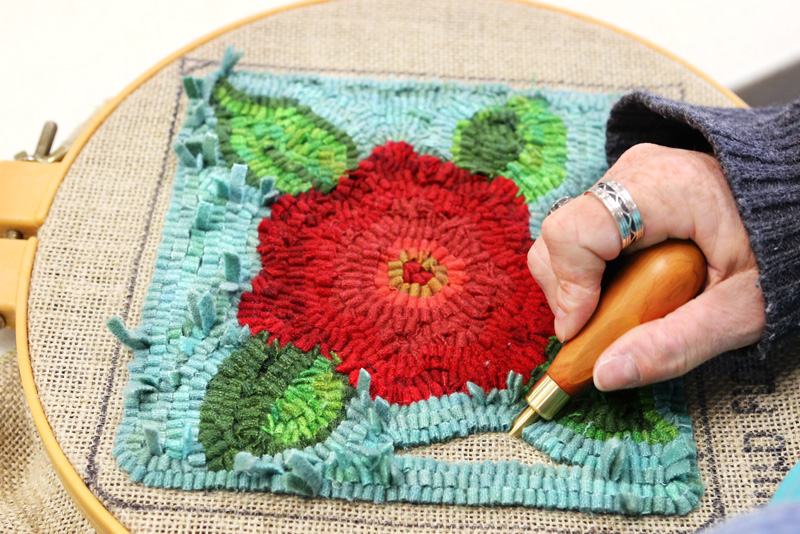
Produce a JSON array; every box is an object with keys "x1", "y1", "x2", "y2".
[
  {"x1": 198, "y1": 332, "x2": 354, "y2": 471},
  {"x1": 211, "y1": 79, "x2": 359, "y2": 195},
  {"x1": 451, "y1": 95, "x2": 568, "y2": 202}
]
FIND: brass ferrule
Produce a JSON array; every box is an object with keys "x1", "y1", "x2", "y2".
[{"x1": 524, "y1": 374, "x2": 571, "y2": 420}]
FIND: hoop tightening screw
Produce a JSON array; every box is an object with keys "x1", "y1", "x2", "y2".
[{"x1": 14, "y1": 121, "x2": 67, "y2": 163}]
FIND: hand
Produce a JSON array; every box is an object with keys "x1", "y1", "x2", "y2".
[{"x1": 528, "y1": 143, "x2": 765, "y2": 391}]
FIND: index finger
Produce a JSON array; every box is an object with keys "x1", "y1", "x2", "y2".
[{"x1": 540, "y1": 193, "x2": 622, "y2": 340}]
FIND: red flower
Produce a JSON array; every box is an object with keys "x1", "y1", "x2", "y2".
[{"x1": 238, "y1": 142, "x2": 554, "y2": 404}]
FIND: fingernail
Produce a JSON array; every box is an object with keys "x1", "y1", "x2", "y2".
[
  {"x1": 594, "y1": 353, "x2": 641, "y2": 391},
  {"x1": 554, "y1": 306, "x2": 567, "y2": 341}
]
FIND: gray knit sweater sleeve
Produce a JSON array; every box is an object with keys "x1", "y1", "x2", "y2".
[{"x1": 605, "y1": 92, "x2": 800, "y2": 353}]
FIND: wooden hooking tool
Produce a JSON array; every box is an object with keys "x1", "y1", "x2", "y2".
[{"x1": 509, "y1": 239, "x2": 707, "y2": 438}]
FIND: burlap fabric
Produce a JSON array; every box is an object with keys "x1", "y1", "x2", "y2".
[
  {"x1": 8, "y1": 0, "x2": 800, "y2": 532},
  {"x1": 0, "y1": 350, "x2": 94, "y2": 532}
]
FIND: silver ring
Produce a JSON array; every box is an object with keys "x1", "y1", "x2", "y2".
[
  {"x1": 548, "y1": 196, "x2": 572, "y2": 215},
  {"x1": 584, "y1": 179, "x2": 644, "y2": 249}
]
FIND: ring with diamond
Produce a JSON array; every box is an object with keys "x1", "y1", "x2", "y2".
[
  {"x1": 548, "y1": 196, "x2": 572, "y2": 215},
  {"x1": 584, "y1": 179, "x2": 644, "y2": 249}
]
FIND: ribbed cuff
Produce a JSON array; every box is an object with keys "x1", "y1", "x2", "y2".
[{"x1": 605, "y1": 92, "x2": 800, "y2": 354}]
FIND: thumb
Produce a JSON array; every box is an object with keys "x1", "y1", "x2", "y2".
[{"x1": 593, "y1": 271, "x2": 764, "y2": 391}]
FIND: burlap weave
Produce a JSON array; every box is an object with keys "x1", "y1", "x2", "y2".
[
  {"x1": 0, "y1": 351, "x2": 94, "y2": 532},
  {"x1": 8, "y1": 0, "x2": 800, "y2": 532}
]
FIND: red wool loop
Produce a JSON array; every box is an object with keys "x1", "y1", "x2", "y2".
[
  {"x1": 239, "y1": 142, "x2": 555, "y2": 404},
  {"x1": 402, "y1": 260, "x2": 435, "y2": 286}
]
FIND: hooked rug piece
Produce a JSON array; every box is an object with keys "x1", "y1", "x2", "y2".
[{"x1": 109, "y1": 48, "x2": 702, "y2": 516}]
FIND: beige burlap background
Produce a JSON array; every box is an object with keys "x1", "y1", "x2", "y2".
[
  {"x1": 1, "y1": 350, "x2": 95, "y2": 532},
  {"x1": 7, "y1": 0, "x2": 800, "y2": 532}
]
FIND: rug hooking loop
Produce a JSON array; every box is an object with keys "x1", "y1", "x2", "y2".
[{"x1": 108, "y1": 47, "x2": 703, "y2": 516}]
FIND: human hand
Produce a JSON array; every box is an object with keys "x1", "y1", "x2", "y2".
[{"x1": 528, "y1": 143, "x2": 765, "y2": 391}]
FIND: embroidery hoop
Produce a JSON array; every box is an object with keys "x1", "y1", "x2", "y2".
[{"x1": 7, "y1": 1, "x2": 790, "y2": 533}]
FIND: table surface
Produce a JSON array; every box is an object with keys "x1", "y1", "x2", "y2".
[{"x1": 1, "y1": 0, "x2": 799, "y2": 354}]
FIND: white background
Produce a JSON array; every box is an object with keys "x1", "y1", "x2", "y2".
[{"x1": 2, "y1": 0, "x2": 799, "y2": 353}]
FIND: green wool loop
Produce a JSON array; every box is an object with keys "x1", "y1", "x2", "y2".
[
  {"x1": 451, "y1": 95, "x2": 568, "y2": 202},
  {"x1": 531, "y1": 338, "x2": 682, "y2": 446},
  {"x1": 211, "y1": 79, "x2": 359, "y2": 194},
  {"x1": 198, "y1": 333, "x2": 355, "y2": 471}
]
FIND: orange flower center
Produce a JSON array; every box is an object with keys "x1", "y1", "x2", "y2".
[{"x1": 387, "y1": 250, "x2": 449, "y2": 297}]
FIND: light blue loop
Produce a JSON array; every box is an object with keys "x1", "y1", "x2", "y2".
[{"x1": 772, "y1": 460, "x2": 800, "y2": 506}]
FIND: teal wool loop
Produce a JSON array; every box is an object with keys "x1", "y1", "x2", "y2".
[
  {"x1": 106, "y1": 317, "x2": 149, "y2": 350},
  {"x1": 283, "y1": 452, "x2": 324, "y2": 497}
]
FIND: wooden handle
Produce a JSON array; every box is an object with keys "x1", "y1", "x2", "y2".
[{"x1": 546, "y1": 239, "x2": 707, "y2": 396}]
